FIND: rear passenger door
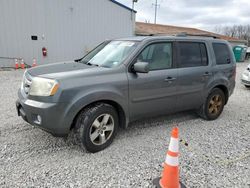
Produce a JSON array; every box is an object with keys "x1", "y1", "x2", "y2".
[{"x1": 176, "y1": 41, "x2": 212, "y2": 111}]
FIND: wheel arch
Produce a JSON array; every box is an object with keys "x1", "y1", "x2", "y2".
[{"x1": 70, "y1": 99, "x2": 128, "y2": 130}]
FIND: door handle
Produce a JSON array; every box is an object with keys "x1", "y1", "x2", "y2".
[
  {"x1": 203, "y1": 72, "x2": 212, "y2": 76},
  {"x1": 164, "y1": 77, "x2": 176, "y2": 82}
]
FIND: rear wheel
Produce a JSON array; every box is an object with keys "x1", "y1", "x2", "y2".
[
  {"x1": 198, "y1": 88, "x2": 225, "y2": 120},
  {"x1": 74, "y1": 103, "x2": 118, "y2": 153}
]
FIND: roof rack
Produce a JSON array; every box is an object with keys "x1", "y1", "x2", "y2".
[
  {"x1": 147, "y1": 33, "x2": 167, "y2": 36},
  {"x1": 175, "y1": 32, "x2": 219, "y2": 39},
  {"x1": 138, "y1": 32, "x2": 220, "y2": 39}
]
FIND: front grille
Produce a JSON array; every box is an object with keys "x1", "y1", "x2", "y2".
[{"x1": 22, "y1": 73, "x2": 32, "y2": 95}]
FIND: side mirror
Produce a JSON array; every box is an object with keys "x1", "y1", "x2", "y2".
[{"x1": 133, "y1": 62, "x2": 149, "y2": 73}]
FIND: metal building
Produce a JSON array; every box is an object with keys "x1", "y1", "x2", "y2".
[{"x1": 0, "y1": 0, "x2": 136, "y2": 67}]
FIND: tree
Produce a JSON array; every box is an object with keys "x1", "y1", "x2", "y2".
[{"x1": 215, "y1": 25, "x2": 250, "y2": 45}]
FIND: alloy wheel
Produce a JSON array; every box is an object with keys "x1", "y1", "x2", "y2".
[
  {"x1": 208, "y1": 94, "x2": 222, "y2": 115},
  {"x1": 89, "y1": 114, "x2": 114, "y2": 145}
]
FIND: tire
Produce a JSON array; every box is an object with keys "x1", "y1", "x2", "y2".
[
  {"x1": 197, "y1": 88, "x2": 225, "y2": 120},
  {"x1": 245, "y1": 85, "x2": 250, "y2": 89},
  {"x1": 74, "y1": 103, "x2": 118, "y2": 153}
]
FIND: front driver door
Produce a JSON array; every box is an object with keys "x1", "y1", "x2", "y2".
[{"x1": 127, "y1": 42, "x2": 178, "y2": 121}]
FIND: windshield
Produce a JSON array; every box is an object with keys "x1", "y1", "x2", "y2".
[{"x1": 80, "y1": 40, "x2": 138, "y2": 68}]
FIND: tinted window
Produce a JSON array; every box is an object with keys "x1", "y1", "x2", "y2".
[
  {"x1": 137, "y1": 43, "x2": 172, "y2": 70},
  {"x1": 178, "y1": 42, "x2": 208, "y2": 68},
  {"x1": 212, "y1": 43, "x2": 231, "y2": 65}
]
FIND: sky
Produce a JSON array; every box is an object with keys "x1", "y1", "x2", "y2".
[{"x1": 117, "y1": 0, "x2": 250, "y2": 32}]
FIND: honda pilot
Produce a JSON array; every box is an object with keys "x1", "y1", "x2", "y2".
[{"x1": 16, "y1": 36, "x2": 236, "y2": 152}]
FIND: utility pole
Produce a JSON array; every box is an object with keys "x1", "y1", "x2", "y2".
[
  {"x1": 152, "y1": 0, "x2": 160, "y2": 24},
  {"x1": 131, "y1": 0, "x2": 138, "y2": 20}
]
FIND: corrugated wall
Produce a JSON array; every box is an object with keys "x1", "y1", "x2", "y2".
[{"x1": 0, "y1": 0, "x2": 135, "y2": 66}]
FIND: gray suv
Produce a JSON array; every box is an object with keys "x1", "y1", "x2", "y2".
[{"x1": 16, "y1": 36, "x2": 236, "y2": 152}]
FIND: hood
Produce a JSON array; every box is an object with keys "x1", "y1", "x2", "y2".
[
  {"x1": 26, "y1": 61, "x2": 121, "y2": 81},
  {"x1": 26, "y1": 61, "x2": 109, "y2": 80},
  {"x1": 28, "y1": 61, "x2": 94, "y2": 77}
]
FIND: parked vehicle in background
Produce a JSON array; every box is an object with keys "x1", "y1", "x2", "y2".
[
  {"x1": 245, "y1": 47, "x2": 250, "y2": 60},
  {"x1": 241, "y1": 64, "x2": 250, "y2": 88},
  {"x1": 16, "y1": 36, "x2": 236, "y2": 152}
]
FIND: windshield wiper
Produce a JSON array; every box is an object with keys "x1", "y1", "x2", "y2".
[
  {"x1": 86, "y1": 62, "x2": 99, "y2": 67},
  {"x1": 78, "y1": 60, "x2": 100, "y2": 67}
]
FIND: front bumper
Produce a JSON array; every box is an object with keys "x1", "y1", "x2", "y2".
[
  {"x1": 241, "y1": 80, "x2": 250, "y2": 86},
  {"x1": 16, "y1": 90, "x2": 70, "y2": 137},
  {"x1": 241, "y1": 79, "x2": 250, "y2": 86},
  {"x1": 241, "y1": 72, "x2": 250, "y2": 86}
]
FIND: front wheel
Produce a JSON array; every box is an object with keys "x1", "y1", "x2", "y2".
[
  {"x1": 74, "y1": 103, "x2": 118, "y2": 153},
  {"x1": 197, "y1": 88, "x2": 225, "y2": 120}
]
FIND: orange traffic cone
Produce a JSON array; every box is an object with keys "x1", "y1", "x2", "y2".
[
  {"x1": 15, "y1": 59, "x2": 19, "y2": 70},
  {"x1": 153, "y1": 127, "x2": 186, "y2": 188},
  {"x1": 20, "y1": 59, "x2": 25, "y2": 69},
  {"x1": 32, "y1": 58, "x2": 37, "y2": 67}
]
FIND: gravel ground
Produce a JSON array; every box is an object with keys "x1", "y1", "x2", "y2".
[{"x1": 0, "y1": 62, "x2": 250, "y2": 188}]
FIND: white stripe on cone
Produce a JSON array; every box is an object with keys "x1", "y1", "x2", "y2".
[
  {"x1": 165, "y1": 154, "x2": 179, "y2": 166},
  {"x1": 168, "y1": 137, "x2": 179, "y2": 153}
]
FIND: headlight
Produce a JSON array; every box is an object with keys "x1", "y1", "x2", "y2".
[{"x1": 29, "y1": 77, "x2": 59, "y2": 96}]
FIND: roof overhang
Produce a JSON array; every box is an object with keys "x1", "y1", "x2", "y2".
[
  {"x1": 227, "y1": 40, "x2": 248, "y2": 44},
  {"x1": 110, "y1": 0, "x2": 137, "y2": 13},
  {"x1": 135, "y1": 22, "x2": 247, "y2": 43}
]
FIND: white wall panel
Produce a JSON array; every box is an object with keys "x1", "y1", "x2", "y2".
[{"x1": 0, "y1": 0, "x2": 135, "y2": 66}]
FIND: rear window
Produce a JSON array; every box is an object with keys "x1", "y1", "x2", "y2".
[
  {"x1": 212, "y1": 43, "x2": 231, "y2": 65},
  {"x1": 178, "y1": 42, "x2": 208, "y2": 68}
]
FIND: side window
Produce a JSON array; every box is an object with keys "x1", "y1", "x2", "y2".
[
  {"x1": 212, "y1": 43, "x2": 231, "y2": 65},
  {"x1": 137, "y1": 43, "x2": 172, "y2": 70},
  {"x1": 139, "y1": 45, "x2": 154, "y2": 61},
  {"x1": 178, "y1": 42, "x2": 208, "y2": 68}
]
